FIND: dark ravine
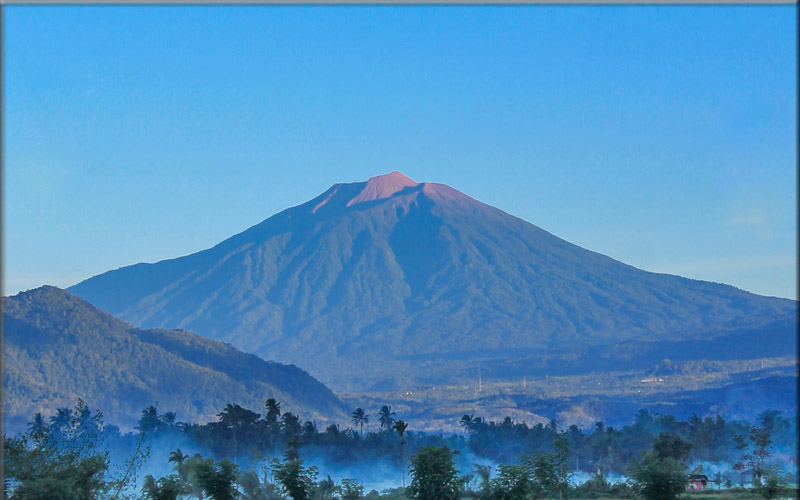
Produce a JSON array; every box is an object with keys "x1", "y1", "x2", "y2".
[
  {"x1": 3, "y1": 286, "x2": 345, "y2": 432},
  {"x1": 68, "y1": 172, "x2": 797, "y2": 390}
]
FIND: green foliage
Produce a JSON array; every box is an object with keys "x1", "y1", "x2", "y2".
[
  {"x1": 652, "y1": 432, "x2": 692, "y2": 461},
  {"x1": 486, "y1": 464, "x2": 535, "y2": 500},
  {"x1": 141, "y1": 474, "x2": 188, "y2": 500},
  {"x1": 271, "y1": 458, "x2": 318, "y2": 500},
  {"x1": 626, "y1": 451, "x2": 687, "y2": 500},
  {"x1": 193, "y1": 458, "x2": 240, "y2": 500},
  {"x1": 352, "y1": 408, "x2": 369, "y2": 437},
  {"x1": 3, "y1": 399, "x2": 146, "y2": 500},
  {"x1": 758, "y1": 465, "x2": 789, "y2": 500},
  {"x1": 407, "y1": 446, "x2": 461, "y2": 500},
  {"x1": 339, "y1": 478, "x2": 365, "y2": 500},
  {"x1": 378, "y1": 406, "x2": 396, "y2": 432},
  {"x1": 734, "y1": 424, "x2": 773, "y2": 487}
]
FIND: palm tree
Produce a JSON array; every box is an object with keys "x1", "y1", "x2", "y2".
[
  {"x1": 377, "y1": 405, "x2": 396, "y2": 431},
  {"x1": 161, "y1": 411, "x2": 177, "y2": 427},
  {"x1": 169, "y1": 448, "x2": 187, "y2": 465},
  {"x1": 393, "y1": 420, "x2": 409, "y2": 487},
  {"x1": 460, "y1": 414, "x2": 474, "y2": 434},
  {"x1": 281, "y1": 412, "x2": 302, "y2": 441},
  {"x1": 137, "y1": 405, "x2": 160, "y2": 433},
  {"x1": 265, "y1": 398, "x2": 282, "y2": 458},
  {"x1": 351, "y1": 408, "x2": 369, "y2": 437},
  {"x1": 49, "y1": 407, "x2": 73, "y2": 441},
  {"x1": 169, "y1": 448, "x2": 189, "y2": 482},
  {"x1": 27, "y1": 412, "x2": 48, "y2": 441},
  {"x1": 50, "y1": 407, "x2": 72, "y2": 429},
  {"x1": 218, "y1": 403, "x2": 261, "y2": 464},
  {"x1": 472, "y1": 463, "x2": 493, "y2": 494},
  {"x1": 265, "y1": 398, "x2": 281, "y2": 423}
]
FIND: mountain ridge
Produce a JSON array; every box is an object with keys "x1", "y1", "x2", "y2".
[
  {"x1": 68, "y1": 172, "x2": 797, "y2": 389},
  {"x1": 3, "y1": 286, "x2": 345, "y2": 430}
]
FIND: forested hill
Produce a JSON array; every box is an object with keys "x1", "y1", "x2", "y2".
[
  {"x1": 3, "y1": 286, "x2": 345, "y2": 431},
  {"x1": 69, "y1": 171, "x2": 797, "y2": 389}
]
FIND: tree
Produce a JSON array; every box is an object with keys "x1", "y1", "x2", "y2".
[
  {"x1": 137, "y1": 405, "x2": 162, "y2": 433},
  {"x1": 351, "y1": 408, "x2": 369, "y2": 437},
  {"x1": 407, "y1": 446, "x2": 460, "y2": 500},
  {"x1": 524, "y1": 452, "x2": 558, "y2": 499},
  {"x1": 168, "y1": 448, "x2": 187, "y2": 466},
  {"x1": 627, "y1": 452, "x2": 687, "y2": 500},
  {"x1": 759, "y1": 465, "x2": 788, "y2": 500},
  {"x1": 472, "y1": 464, "x2": 493, "y2": 495},
  {"x1": 161, "y1": 412, "x2": 177, "y2": 427},
  {"x1": 193, "y1": 458, "x2": 239, "y2": 500},
  {"x1": 218, "y1": 403, "x2": 262, "y2": 464},
  {"x1": 734, "y1": 425, "x2": 773, "y2": 487},
  {"x1": 265, "y1": 398, "x2": 282, "y2": 457},
  {"x1": 624, "y1": 432, "x2": 691, "y2": 500},
  {"x1": 393, "y1": 420, "x2": 410, "y2": 487},
  {"x1": 652, "y1": 432, "x2": 691, "y2": 461},
  {"x1": 237, "y1": 469, "x2": 274, "y2": 500},
  {"x1": 4, "y1": 402, "x2": 112, "y2": 500},
  {"x1": 265, "y1": 399, "x2": 282, "y2": 424},
  {"x1": 460, "y1": 415, "x2": 474, "y2": 434},
  {"x1": 553, "y1": 431, "x2": 570, "y2": 500},
  {"x1": 26, "y1": 413, "x2": 48, "y2": 441},
  {"x1": 377, "y1": 405, "x2": 396, "y2": 431},
  {"x1": 271, "y1": 457, "x2": 318, "y2": 500},
  {"x1": 338, "y1": 478, "x2": 364, "y2": 500},
  {"x1": 487, "y1": 464, "x2": 534, "y2": 500},
  {"x1": 142, "y1": 474, "x2": 189, "y2": 500},
  {"x1": 281, "y1": 413, "x2": 302, "y2": 440}
]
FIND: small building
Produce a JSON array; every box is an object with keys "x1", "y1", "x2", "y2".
[{"x1": 687, "y1": 474, "x2": 708, "y2": 491}]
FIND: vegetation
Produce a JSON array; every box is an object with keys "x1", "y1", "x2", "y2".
[
  {"x1": 4, "y1": 399, "x2": 797, "y2": 500},
  {"x1": 626, "y1": 433, "x2": 690, "y2": 500},
  {"x1": 3, "y1": 286, "x2": 344, "y2": 430},
  {"x1": 406, "y1": 446, "x2": 460, "y2": 500}
]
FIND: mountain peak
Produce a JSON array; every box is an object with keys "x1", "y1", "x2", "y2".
[{"x1": 346, "y1": 171, "x2": 419, "y2": 207}]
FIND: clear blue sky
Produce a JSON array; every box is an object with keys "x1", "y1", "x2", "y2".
[{"x1": 4, "y1": 6, "x2": 797, "y2": 299}]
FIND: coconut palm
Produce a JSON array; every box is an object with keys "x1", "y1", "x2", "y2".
[
  {"x1": 394, "y1": 419, "x2": 409, "y2": 487},
  {"x1": 27, "y1": 412, "x2": 48, "y2": 441},
  {"x1": 377, "y1": 405, "x2": 396, "y2": 431},
  {"x1": 169, "y1": 448, "x2": 190, "y2": 483},
  {"x1": 49, "y1": 407, "x2": 73, "y2": 441},
  {"x1": 351, "y1": 408, "x2": 369, "y2": 437},
  {"x1": 472, "y1": 463, "x2": 493, "y2": 493},
  {"x1": 137, "y1": 405, "x2": 160, "y2": 433},
  {"x1": 460, "y1": 414, "x2": 474, "y2": 434},
  {"x1": 265, "y1": 398, "x2": 281, "y2": 423},
  {"x1": 169, "y1": 448, "x2": 187, "y2": 465},
  {"x1": 218, "y1": 403, "x2": 261, "y2": 464},
  {"x1": 161, "y1": 411, "x2": 177, "y2": 427}
]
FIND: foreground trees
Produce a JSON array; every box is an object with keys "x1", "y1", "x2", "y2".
[
  {"x1": 5, "y1": 398, "x2": 797, "y2": 500},
  {"x1": 4, "y1": 401, "x2": 120, "y2": 500},
  {"x1": 626, "y1": 433, "x2": 690, "y2": 500},
  {"x1": 406, "y1": 446, "x2": 461, "y2": 500}
]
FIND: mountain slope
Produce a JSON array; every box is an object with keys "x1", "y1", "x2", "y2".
[
  {"x1": 3, "y1": 286, "x2": 344, "y2": 430},
  {"x1": 68, "y1": 172, "x2": 797, "y2": 389}
]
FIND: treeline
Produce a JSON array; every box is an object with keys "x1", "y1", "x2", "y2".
[
  {"x1": 3, "y1": 399, "x2": 798, "y2": 500},
  {"x1": 125, "y1": 400, "x2": 797, "y2": 476}
]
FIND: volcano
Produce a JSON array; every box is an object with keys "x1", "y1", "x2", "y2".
[{"x1": 69, "y1": 172, "x2": 796, "y2": 389}]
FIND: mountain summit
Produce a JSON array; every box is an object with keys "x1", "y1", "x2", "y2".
[
  {"x1": 69, "y1": 173, "x2": 796, "y2": 390},
  {"x1": 346, "y1": 171, "x2": 419, "y2": 206}
]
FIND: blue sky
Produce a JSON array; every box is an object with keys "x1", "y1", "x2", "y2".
[{"x1": 3, "y1": 6, "x2": 797, "y2": 299}]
